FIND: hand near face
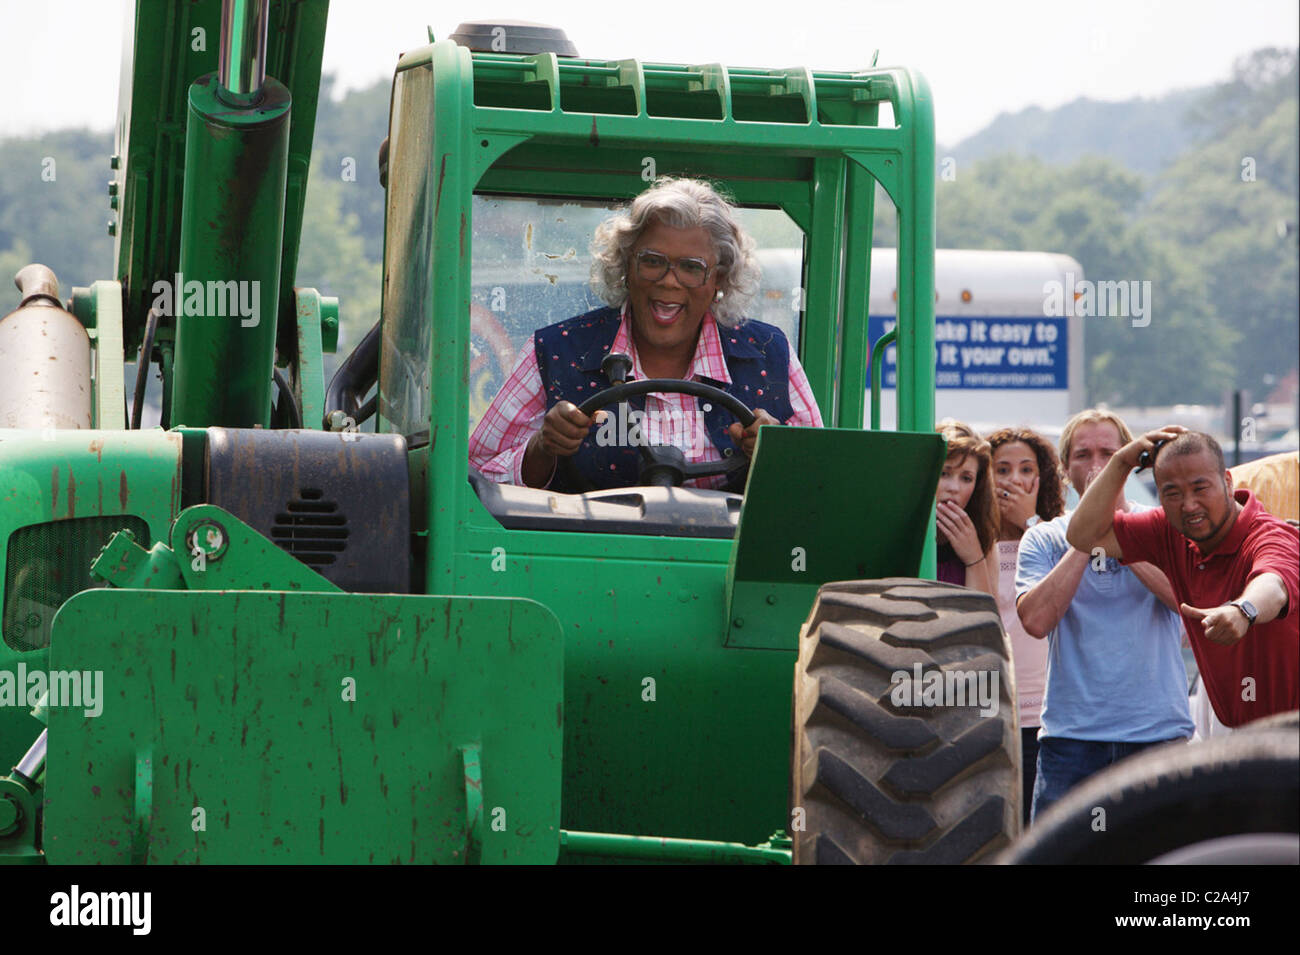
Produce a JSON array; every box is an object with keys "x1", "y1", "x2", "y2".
[
  {"x1": 996, "y1": 473, "x2": 1039, "y2": 529},
  {"x1": 936, "y1": 499, "x2": 984, "y2": 565},
  {"x1": 727, "y1": 408, "x2": 780, "y2": 459}
]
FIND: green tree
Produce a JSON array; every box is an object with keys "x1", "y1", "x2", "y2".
[
  {"x1": 0, "y1": 130, "x2": 114, "y2": 314},
  {"x1": 0, "y1": 239, "x2": 34, "y2": 301},
  {"x1": 932, "y1": 154, "x2": 1239, "y2": 405},
  {"x1": 309, "y1": 75, "x2": 392, "y2": 263},
  {"x1": 1145, "y1": 49, "x2": 1299, "y2": 398},
  {"x1": 1184, "y1": 48, "x2": 1298, "y2": 146},
  {"x1": 295, "y1": 154, "x2": 383, "y2": 383}
]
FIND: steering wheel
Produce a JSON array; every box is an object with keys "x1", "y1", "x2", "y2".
[{"x1": 573, "y1": 353, "x2": 757, "y2": 487}]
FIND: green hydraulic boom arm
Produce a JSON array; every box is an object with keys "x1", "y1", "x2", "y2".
[{"x1": 110, "y1": 0, "x2": 330, "y2": 426}]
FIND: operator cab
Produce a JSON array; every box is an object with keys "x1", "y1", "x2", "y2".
[
  {"x1": 357, "y1": 38, "x2": 915, "y2": 541},
  {"x1": 459, "y1": 193, "x2": 805, "y2": 537}
]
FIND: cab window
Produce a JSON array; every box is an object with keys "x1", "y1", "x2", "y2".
[{"x1": 468, "y1": 193, "x2": 805, "y2": 433}]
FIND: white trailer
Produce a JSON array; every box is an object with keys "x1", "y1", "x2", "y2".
[
  {"x1": 864, "y1": 248, "x2": 1085, "y2": 433},
  {"x1": 752, "y1": 247, "x2": 1084, "y2": 434}
]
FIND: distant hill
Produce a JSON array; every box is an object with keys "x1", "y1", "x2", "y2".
[{"x1": 944, "y1": 88, "x2": 1207, "y2": 176}]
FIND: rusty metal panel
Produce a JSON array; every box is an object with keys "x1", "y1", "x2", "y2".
[{"x1": 46, "y1": 589, "x2": 563, "y2": 864}]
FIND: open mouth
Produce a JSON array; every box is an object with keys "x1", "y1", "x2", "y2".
[{"x1": 650, "y1": 300, "x2": 684, "y2": 326}]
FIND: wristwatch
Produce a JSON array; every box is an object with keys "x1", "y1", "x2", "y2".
[{"x1": 1229, "y1": 600, "x2": 1258, "y2": 627}]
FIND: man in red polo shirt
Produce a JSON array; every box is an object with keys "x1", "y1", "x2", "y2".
[{"x1": 1067, "y1": 427, "x2": 1299, "y2": 728}]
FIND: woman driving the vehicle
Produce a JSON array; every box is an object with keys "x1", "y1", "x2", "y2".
[{"x1": 468, "y1": 177, "x2": 823, "y2": 492}]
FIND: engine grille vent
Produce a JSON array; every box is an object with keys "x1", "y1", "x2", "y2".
[
  {"x1": 3, "y1": 516, "x2": 150, "y2": 652},
  {"x1": 205, "y1": 428, "x2": 409, "y2": 593},
  {"x1": 269, "y1": 488, "x2": 349, "y2": 569}
]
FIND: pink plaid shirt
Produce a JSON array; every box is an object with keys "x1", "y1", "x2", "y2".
[{"x1": 468, "y1": 305, "x2": 823, "y2": 489}]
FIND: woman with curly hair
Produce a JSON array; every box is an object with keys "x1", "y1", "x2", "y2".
[
  {"x1": 934, "y1": 420, "x2": 999, "y2": 597},
  {"x1": 988, "y1": 427, "x2": 1065, "y2": 543},
  {"x1": 987, "y1": 426, "x2": 1066, "y2": 826},
  {"x1": 469, "y1": 176, "x2": 823, "y2": 491}
]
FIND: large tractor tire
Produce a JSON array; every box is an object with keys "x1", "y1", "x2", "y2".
[
  {"x1": 791, "y1": 579, "x2": 1020, "y2": 864},
  {"x1": 1001, "y1": 715, "x2": 1300, "y2": 865}
]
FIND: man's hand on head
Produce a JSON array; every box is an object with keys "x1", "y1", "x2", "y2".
[
  {"x1": 1118, "y1": 424, "x2": 1190, "y2": 471},
  {"x1": 727, "y1": 408, "x2": 780, "y2": 459},
  {"x1": 1180, "y1": 603, "x2": 1249, "y2": 646}
]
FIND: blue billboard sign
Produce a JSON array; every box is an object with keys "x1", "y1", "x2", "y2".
[{"x1": 868, "y1": 315, "x2": 1068, "y2": 390}]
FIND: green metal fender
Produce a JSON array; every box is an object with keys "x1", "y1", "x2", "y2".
[{"x1": 44, "y1": 589, "x2": 563, "y2": 864}]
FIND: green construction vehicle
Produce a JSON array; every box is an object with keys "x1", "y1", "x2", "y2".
[{"x1": 0, "y1": 1, "x2": 1024, "y2": 864}]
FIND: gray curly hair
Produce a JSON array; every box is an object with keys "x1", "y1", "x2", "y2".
[{"x1": 589, "y1": 177, "x2": 761, "y2": 326}]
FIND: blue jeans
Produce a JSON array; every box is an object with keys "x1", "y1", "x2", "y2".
[{"x1": 1030, "y1": 735, "x2": 1186, "y2": 824}]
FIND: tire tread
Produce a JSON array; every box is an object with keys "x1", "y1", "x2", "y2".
[{"x1": 793, "y1": 578, "x2": 1020, "y2": 865}]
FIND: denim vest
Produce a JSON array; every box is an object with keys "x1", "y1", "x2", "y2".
[{"x1": 534, "y1": 306, "x2": 795, "y2": 492}]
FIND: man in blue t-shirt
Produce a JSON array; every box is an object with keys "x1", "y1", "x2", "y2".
[{"x1": 1015, "y1": 410, "x2": 1193, "y2": 822}]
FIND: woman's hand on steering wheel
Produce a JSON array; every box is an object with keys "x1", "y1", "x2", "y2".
[
  {"x1": 522, "y1": 401, "x2": 610, "y2": 488},
  {"x1": 571, "y1": 377, "x2": 758, "y2": 486},
  {"x1": 726, "y1": 408, "x2": 780, "y2": 458},
  {"x1": 538, "y1": 400, "x2": 604, "y2": 458}
]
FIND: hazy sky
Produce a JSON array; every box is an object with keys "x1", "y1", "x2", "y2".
[{"x1": 3, "y1": 0, "x2": 1297, "y2": 144}]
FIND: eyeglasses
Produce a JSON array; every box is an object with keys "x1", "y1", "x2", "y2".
[{"x1": 633, "y1": 249, "x2": 715, "y2": 288}]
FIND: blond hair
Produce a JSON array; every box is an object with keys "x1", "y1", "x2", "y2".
[{"x1": 1058, "y1": 409, "x2": 1134, "y2": 467}]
